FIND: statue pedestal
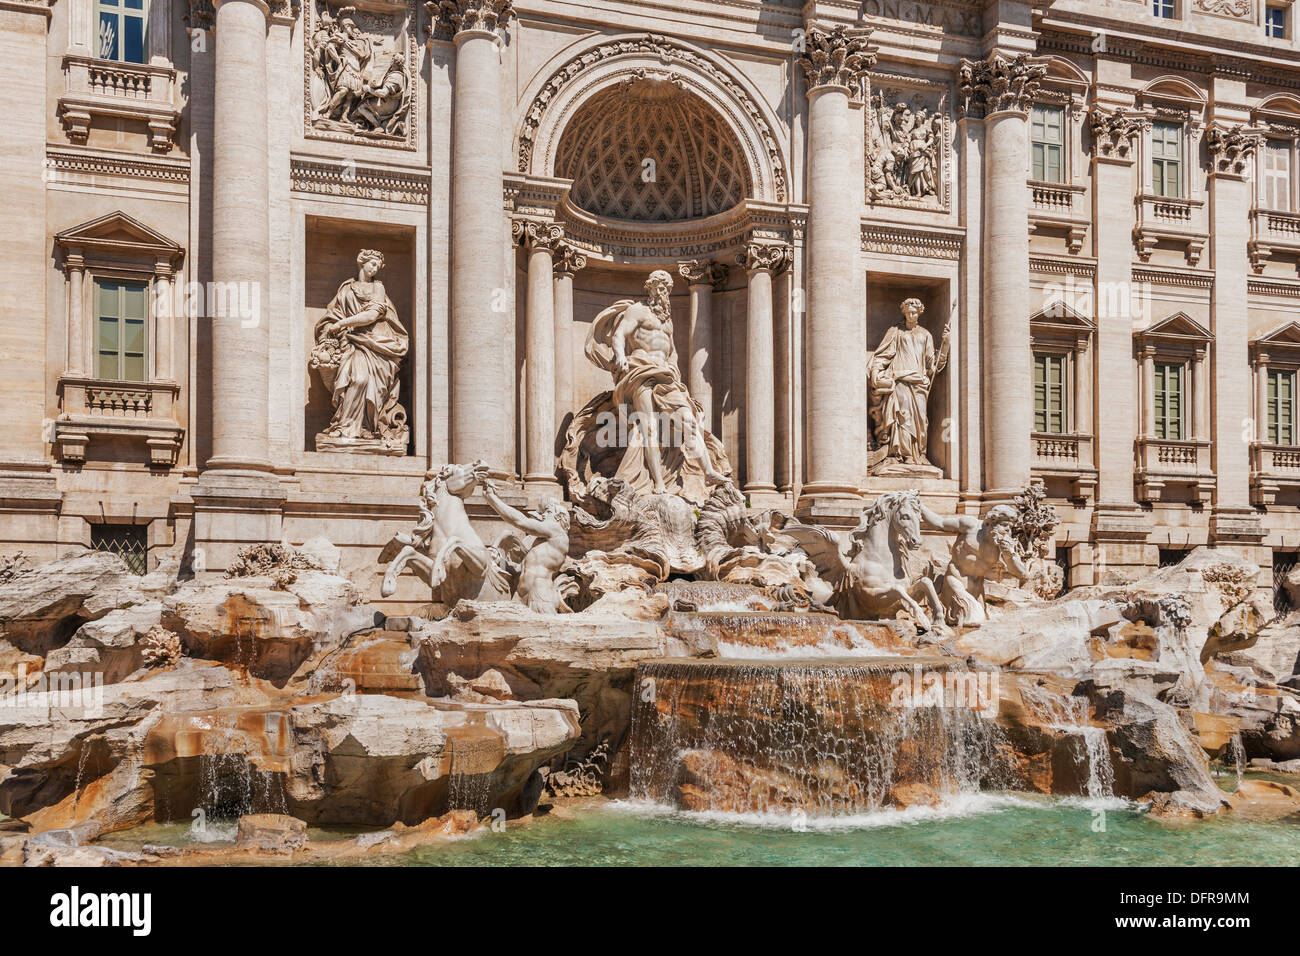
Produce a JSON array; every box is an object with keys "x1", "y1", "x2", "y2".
[
  {"x1": 869, "y1": 460, "x2": 943, "y2": 479},
  {"x1": 315, "y1": 433, "x2": 406, "y2": 456}
]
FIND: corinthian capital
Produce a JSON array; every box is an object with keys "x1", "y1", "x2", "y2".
[
  {"x1": 1206, "y1": 123, "x2": 1266, "y2": 177},
  {"x1": 738, "y1": 243, "x2": 792, "y2": 275},
  {"x1": 1089, "y1": 106, "x2": 1150, "y2": 160},
  {"x1": 554, "y1": 240, "x2": 588, "y2": 277},
  {"x1": 438, "y1": 0, "x2": 513, "y2": 35},
  {"x1": 798, "y1": 25, "x2": 876, "y2": 94},
  {"x1": 678, "y1": 259, "x2": 727, "y2": 287},
  {"x1": 512, "y1": 219, "x2": 563, "y2": 251},
  {"x1": 957, "y1": 52, "x2": 1047, "y2": 119}
]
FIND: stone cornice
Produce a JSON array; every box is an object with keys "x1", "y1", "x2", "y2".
[
  {"x1": 290, "y1": 156, "x2": 430, "y2": 205},
  {"x1": 957, "y1": 51, "x2": 1047, "y2": 119},
  {"x1": 861, "y1": 221, "x2": 963, "y2": 260}
]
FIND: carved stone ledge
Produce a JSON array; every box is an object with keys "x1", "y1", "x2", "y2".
[
  {"x1": 54, "y1": 377, "x2": 184, "y2": 468},
  {"x1": 58, "y1": 55, "x2": 180, "y2": 154}
]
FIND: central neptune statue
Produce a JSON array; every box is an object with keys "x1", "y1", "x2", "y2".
[{"x1": 559, "y1": 269, "x2": 732, "y2": 504}]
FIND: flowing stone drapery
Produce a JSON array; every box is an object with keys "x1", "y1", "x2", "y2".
[
  {"x1": 515, "y1": 219, "x2": 563, "y2": 494},
  {"x1": 740, "y1": 243, "x2": 790, "y2": 502},
  {"x1": 208, "y1": 0, "x2": 272, "y2": 473},
  {"x1": 554, "y1": 240, "x2": 587, "y2": 440},
  {"x1": 677, "y1": 259, "x2": 725, "y2": 435},
  {"x1": 449, "y1": 0, "x2": 514, "y2": 474},
  {"x1": 796, "y1": 25, "x2": 875, "y2": 517},
  {"x1": 958, "y1": 51, "x2": 1045, "y2": 500}
]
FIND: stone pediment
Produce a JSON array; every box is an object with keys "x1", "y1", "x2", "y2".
[
  {"x1": 1134, "y1": 311, "x2": 1212, "y2": 347},
  {"x1": 1030, "y1": 301, "x2": 1095, "y2": 344},
  {"x1": 55, "y1": 211, "x2": 183, "y2": 262},
  {"x1": 1253, "y1": 320, "x2": 1300, "y2": 349}
]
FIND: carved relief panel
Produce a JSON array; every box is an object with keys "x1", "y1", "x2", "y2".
[
  {"x1": 304, "y1": 0, "x2": 419, "y2": 150},
  {"x1": 866, "y1": 75, "x2": 952, "y2": 212}
]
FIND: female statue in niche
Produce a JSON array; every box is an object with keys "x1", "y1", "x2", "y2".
[
  {"x1": 867, "y1": 297, "x2": 949, "y2": 474},
  {"x1": 310, "y1": 248, "x2": 409, "y2": 454}
]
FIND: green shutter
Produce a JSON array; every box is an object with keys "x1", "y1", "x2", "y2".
[
  {"x1": 1155, "y1": 363, "x2": 1183, "y2": 441},
  {"x1": 94, "y1": 279, "x2": 148, "y2": 382},
  {"x1": 1269, "y1": 369, "x2": 1296, "y2": 446}
]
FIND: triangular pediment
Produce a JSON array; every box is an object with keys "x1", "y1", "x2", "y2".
[
  {"x1": 1135, "y1": 311, "x2": 1212, "y2": 344},
  {"x1": 1031, "y1": 301, "x2": 1096, "y2": 331},
  {"x1": 55, "y1": 211, "x2": 182, "y2": 258},
  {"x1": 1254, "y1": 320, "x2": 1300, "y2": 351}
]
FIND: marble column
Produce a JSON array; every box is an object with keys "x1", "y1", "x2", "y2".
[
  {"x1": 740, "y1": 243, "x2": 790, "y2": 502},
  {"x1": 1256, "y1": 354, "x2": 1270, "y2": 446},
  {"x1": 208, "y1": 0, "x2": 271, "y2": 474},
  {"x1": 515, "y1": 220, "x2": 563, "y2": 494},
  {"x1": 960, "y1": 51, "x2": 1044, "y2": 500},
  {"x1": 677, "y1": 259, "x2": 724, "y2": 432},
  {"x1": 449, "y1": 0, "x2": 513, "y2": 472},
  {"x1": 554, "y1": 241, "x2": 587, "y2": 433},
  {"x1": 66, "y1": 251, "x2": 86, "y2": 375},
  {"x1": 796, "y1": 26, "x2": 875, "y2": 517}
]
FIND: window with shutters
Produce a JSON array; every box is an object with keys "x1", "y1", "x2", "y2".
[
  {"x1": 1030, "y1": 105, "x2": 1065, "y2": 184},
  {"x1": 1153, "y1": 362, "x2": 1184, "y2": 440},
  {"x1": 1263, "y1": 139, "x2": 1293, "y2": 211},
  {"x1": 1033, "y1": 352, "x2": 1068, "y2": 435},
  {"x1": 95, "y1": 279, "x2": 148, "y2": 382},
  {"x1": 1151, "y1": 121, "x2": 1183, "y2": 199},
  {"x1": 1269, "y1": 368, "x2": 1297, "y2": 446}
]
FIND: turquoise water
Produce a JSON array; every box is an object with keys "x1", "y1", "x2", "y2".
[{"x1": 380, "y1": 794, "x2": 1300, "y2": 867}]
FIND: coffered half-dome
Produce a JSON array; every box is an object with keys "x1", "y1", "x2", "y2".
[{"x1": 555, "y1": 75, "x2": 753, "y2": 222}]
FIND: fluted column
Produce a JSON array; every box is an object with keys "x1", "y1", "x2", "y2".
[
  {"x1": 740, "y1": 243, "x2": 790, "y2": 503},
  {"x1": 959, "y1": 51, "x2": 1044, "y2": 501},
  {"x1": 677, "y1": 259, "x2": 725, "y2": 432},
  {"x1": 554, "y1": 241, "x2": 587, "y2": 432},
  {"x1": 449, "y1": 0, "x2": 513, "y2": 472},
  {"x1": 515, "y1": 220, "x2": 562, "y2": 494},
  {"x1": 797, "y1": 26, "x2": 875, "y2": 517},
  {"x1": 208, "y1": 0, "x2": 271, "y2": 472}
]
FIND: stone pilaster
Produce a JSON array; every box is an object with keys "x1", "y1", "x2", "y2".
[
  {"x1": 554, "y1": 240, "x2": 587, "y2": 435},
  {"x1": 739, "y1": 243, "x2": 791, "y2": 504},
  {"x1": 192, "y1": 0, "x2": 283, "y2": 572},
  {"x1": 678, "y1": 258, "x2": 726, "y2": 433},
  {"x1": 449, "y1": 0, "x2": 513, "y2": 474},
  {"x1": 958, "y1": 51, "x2": 1045, "y2": 501},
  {"x1": 514, "y1": 219, "x2": 563, "y2": 495},
  {"x1": 1089, "y1": 105, "x2": 1146, "y2": 546},
  {"x1": 796, "y1": 24, "x2": 875, "y2": 520},
  {"x1": 1207, "y1": 119, "x2": 1267, "y2": 548}
]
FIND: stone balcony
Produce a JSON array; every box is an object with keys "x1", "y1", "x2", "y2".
[
  {"x1": 57, "y1": 54, "x2": 180, "y2": 154},
  {"x1": 52, "y1": 376, "x2": 184, "y2": 467},
  {"x1": 1031, "y1": 432, "x2": 1097, "y2": 501},
  {"x1": 1134, "y1": 193, "x2": 1207, "y2": 266},
  {"x1": 1027, "y1": 181, "x2": 1088, "y2": 254},
  {"x1": 1135, "y1": 436, "x2": 1214, "y2": 503},
  {"x1": 1248, "y1": 207, "x2": 1300, "y2": 273},
  {"x1": 1250, "y1": 442, "x2": 1300, "y2": 505}
]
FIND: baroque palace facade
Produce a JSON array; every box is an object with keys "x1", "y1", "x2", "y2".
[{"x1": 6, "y1": 0, "x2": 1300, "y2": 605}]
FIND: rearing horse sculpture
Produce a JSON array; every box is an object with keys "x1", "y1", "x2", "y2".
[
  {"x1": 379, "y1": 460, "x2": 513, "y2": 602},
  {"x1": 783, "y1": 490, "x2": 950, "y2": 635}
]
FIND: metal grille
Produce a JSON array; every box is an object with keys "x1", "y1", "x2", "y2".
[
  {"x1": 1273, "y1": 551, "x2": 1299, "y2": 615},
  {"x1": 1159, "y1": 548, "x2": 1189, "y2": 569},
  {"x1": 90, "y1": 523, "x2": 147, "y2": 575}
]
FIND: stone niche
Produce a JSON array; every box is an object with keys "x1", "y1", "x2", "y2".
[
  {"x1": 304, "y1": 217, "x2": 416, "y2": 455},
  {"x1": 865, "y1": 276, "x2": 954, "y2": 478}
]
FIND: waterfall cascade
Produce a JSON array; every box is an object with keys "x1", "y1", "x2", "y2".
[
  {"x1": 1018, "y1": 685, "x2": 1114, "y2": 799},
  {"x1": 630, "y1": 658, "x2": 1004, "y2": 814}
]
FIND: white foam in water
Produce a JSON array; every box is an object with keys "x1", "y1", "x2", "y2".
[{"x1": 1018, "y1": 685, "x2": 1115, "y2": 800}]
